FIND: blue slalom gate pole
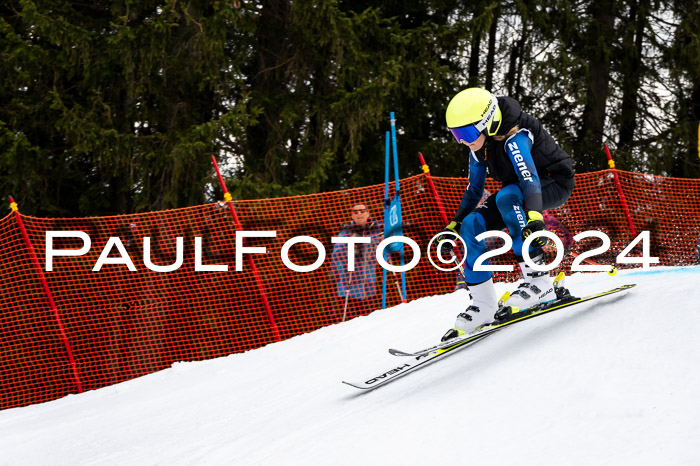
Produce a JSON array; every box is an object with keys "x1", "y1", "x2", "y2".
[
  {"x1": 382, "y1": 131, "x2": 390, "y2": 310},
  {"x1": 382, "y1": 113, "x2": 407, "y2": 309},
  {"x1": 389, "y1": 112, "x2": 407, "y2": 301}
]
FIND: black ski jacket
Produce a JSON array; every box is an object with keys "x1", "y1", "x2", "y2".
[
  {"x1": 454, "y1": 96, "x2": 575, "y2": 221},
  {"x1": 478, "y1": 97, "x2": 574, "y2": 190}
]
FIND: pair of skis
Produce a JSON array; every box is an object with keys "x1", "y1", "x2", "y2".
[{"x1": 342, "y1": 282, "x2": 635, "y2": 390}]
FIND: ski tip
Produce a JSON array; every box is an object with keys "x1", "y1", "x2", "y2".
[
  {"x1": 342, "y1": 380, "x2": 370, "y2": 390},
  {"x1": 389, "y1": 347, "x2": 434, "y2": 357},
  {"x1": 608, "y1": 266, "x2": 618, "y2": 276}
]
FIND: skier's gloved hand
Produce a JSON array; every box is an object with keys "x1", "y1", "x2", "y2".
[
  {"x1": 437, "y1": 221, "x2": 461, "y2": 256},
  {"x1": 521, "y1": 211, "x2": 548, "y2": 247}
]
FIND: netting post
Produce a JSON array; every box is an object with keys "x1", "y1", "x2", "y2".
[
  {"x1": 8, "y1": 196, "x2": 83, "y2": 393},
  {"x1": 210, "y1": 157, "x2": 281, "y2": 342},
  {"x1": 418, "y1": 153, "x2": 449, "y2": 225},
  {"x1": 603, "y1": 145, "x2": 637, "y2": 236},
  {"x1": 418, "y1": 153, "x2": 467, "y2": 280}
]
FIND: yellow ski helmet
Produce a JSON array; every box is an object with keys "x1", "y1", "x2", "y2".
[{"x1": 446, "y1": 88, "x2": 502, "y2": 144}]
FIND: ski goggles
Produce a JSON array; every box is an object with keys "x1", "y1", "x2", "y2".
[{"x1": 449, "y1": 124, "x2": 482, "y2": 144}]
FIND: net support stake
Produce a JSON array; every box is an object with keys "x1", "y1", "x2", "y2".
[
  {"x1": 8, "y1": 196, "x2": 83, "y2": 393},
  {"x1": 603, "y1": 145, "x2": 637, "y2": 236},
  {"x1": 417, "y1": 153, "x2": 467, "y2": 281},
  {"x1": 418, "y1": 153, "x2": 449, "y2": 225},
  {"x1": 210, "y1": 157, "x2": 281, "y2": 342}
]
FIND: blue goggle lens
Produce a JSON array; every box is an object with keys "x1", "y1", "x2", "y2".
[{"x1": 449, "y1": 125, "x2": 481, "y2": 144}]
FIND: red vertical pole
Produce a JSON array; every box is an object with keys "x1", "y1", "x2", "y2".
[
  {"x1": 418, "y1": 153, "x2": 466, "y2": 279},
  {"x1": 604, "y1": 145, "x2": 637, "y2": 236},
  {"x1": 210, "y1": 156, "x2": 281, "y2": 342},
  {"x1": 8, "y1": 197, "x2": 83, "y2": 393},
  {"x1": 418, "y1": 153, "x2": 449, "y2": 225}
]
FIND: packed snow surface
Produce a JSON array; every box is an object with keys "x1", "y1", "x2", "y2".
[{"x1": 1, "y1": 267, "x2": 699, "y2": 465}]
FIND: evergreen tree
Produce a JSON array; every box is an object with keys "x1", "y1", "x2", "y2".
[
  {"x1": 573, "y1": 0, "x2": 617, "y2": 172},
  {"x1": 231, "y1": 0, "x2": 479, "y2": 199},
  {"x1": 666, "y1": 0, "x2": 700, "y2": 178},
  {"x1": 2, "y1": 0, "x2": 699, "y2": 218},
  {"x1": 0, "y1": 0, "x2": 256, "y2": 215},
  {"x1": 615, "y1": 0, "x2": 651, "y2": 169}
]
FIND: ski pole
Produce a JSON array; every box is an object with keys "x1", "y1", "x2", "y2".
[
  {"x1": 566, "y1": 249, "x2": 617, "y2": 276},
  {"x1": 341, "y1": 269, "x2": 354, "y2": 322},
  {"x1": 388, "y1": 261, "x2": 407, "y2": 303},
  {"x1": 542, "y1": 210, "x2": 616, "y2": 276},
  {"x1": 392, "y1": 270, "x2": 407, "y2": 303},
  {"x1": 534, "y1": 237, "x2": 617, "y2": 276}
]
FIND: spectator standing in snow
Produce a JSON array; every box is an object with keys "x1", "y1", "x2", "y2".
[{"x1": 330, "y1": 204, "x2": 383, "y2": 321}]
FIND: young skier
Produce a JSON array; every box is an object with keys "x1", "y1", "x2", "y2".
[{"x1": 439, "y1": 87, "x2": 575, "y2": 341}]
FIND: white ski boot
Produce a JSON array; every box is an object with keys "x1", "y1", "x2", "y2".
[
  {"x1": 494, "y1": 271, "x2": 571, "y2": 324},
  {"x1": 441, "y1": 278, "x2": 498, "y2": 341},
  {"x1": 504, "y1": 254, "x2": 555, "y2": 310}
]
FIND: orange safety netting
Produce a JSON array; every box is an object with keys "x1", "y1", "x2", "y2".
[{"x1": 1, "y1": 169, "x2": 699, "y2": 410}]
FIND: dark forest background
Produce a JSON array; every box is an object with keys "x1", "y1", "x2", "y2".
[{"x1": 1, "y1": 0, "x2": 699, "y2": 216}]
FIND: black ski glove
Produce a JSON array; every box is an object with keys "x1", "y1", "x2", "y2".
[
  {"x1": 521, "y1": 211, "x2": 548, "y2": 247},
  {"x1": 437, "y1": 221, "x2": 461, "y2": 256}
]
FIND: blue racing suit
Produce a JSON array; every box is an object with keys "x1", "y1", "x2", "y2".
[{"x1": 452, "y1": 97, "x2": 574, "y2": 285}]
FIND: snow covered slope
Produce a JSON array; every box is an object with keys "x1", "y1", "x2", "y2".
[{"x1": 1, "y1": 267, "x2": 699, "y2": 465}]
